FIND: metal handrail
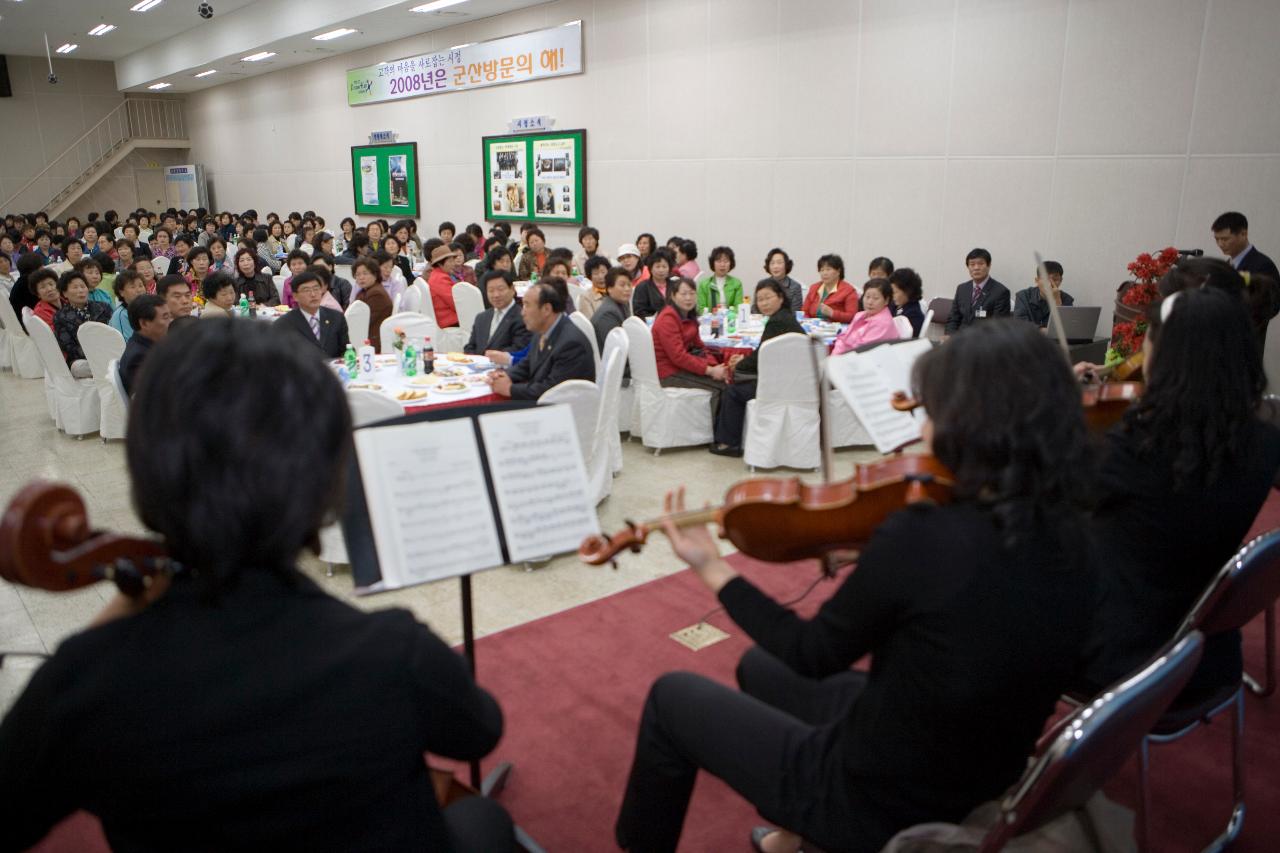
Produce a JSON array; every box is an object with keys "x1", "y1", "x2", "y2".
[{"x1": 1, "y1": 97, "x2": 187, "y2": 213}]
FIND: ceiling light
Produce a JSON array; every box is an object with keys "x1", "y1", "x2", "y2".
[
  {"x1": 88, "y1": 24, "x2": 117, "y2": 36},
  {"x1": 148, "y1": 82, "x2": 171, "y2": 90},
  {"x1": 313, "y1": 28, "x2": 357, "y2": 41},
  {"x1": 131, "y1": 0, "x2": 163, "y2": 11},
  {"x1": 241, "y1": 52, "x2": 276, "y2": 62},
  {"x1": 194, "y1": 69, "x2": 217, "y2": 78},
  {"x1": 55, "y1": 43, "x2": 77, "y2": 54},
  {"x1": 411, "y1": 0, "x2": 467, "y2": 12}
]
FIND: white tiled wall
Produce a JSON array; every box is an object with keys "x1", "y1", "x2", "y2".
[{"x1": 175, "y1": 0, "x2": 1280, "y2": 327}]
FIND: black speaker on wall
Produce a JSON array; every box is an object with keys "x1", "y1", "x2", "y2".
[{"x1": 0, "y1": 56, "x2": 11, "y2": 98}]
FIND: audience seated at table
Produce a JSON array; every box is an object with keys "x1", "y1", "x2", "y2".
[
  {"x1": 28, "y1": 267, "x2": 62, "y2": 330},
  {"x1": 591, "y1": 266, "x2": 634, "y2": 355},
  {"x1": 275, "y1": 270, "x2": 349, "y2": 359},
  {"x1": 373, "y1": 250, "x2": 408, "y2": 307},
  {"x1": 945, "y1": 247, "x2": 1010, "y2": 335},
  {"x1": 110, "y1": 270, "x2": 146, "y2": 340},
  {"x1": 831, "y1": 278, "x2": 901, "y2": 355},
  {"x1": 184, "y1": 246, "x2": 212, "y2": 298},
  {"x1": 231, "y1": 248, "x2": 277, "y2": 306},
  {"x1": 278, "y1": 250, "x2": 313, "y2": 308},
  {"x1": 200, "y1": 272, "x2": 237, "y2": 319},
  {"x1": 118, "y1": 294, "x2": 171, "y2": 396},
  {"x1": 753, "y1": 248, "x2": 805, "y2": 314},
  {"x1": 53, "y1": 269, "x2": 112, "y2": 377},
  {"x1": 1013, "y1": 260, "x2": 1073, "y2": 328},
  {"x1": 867, "y1": 256, "x2": 894, "y2": 281},
  {"x1": 310, "y1": 254, "x2": 352, "y2": 308},
  {"x1": 577, "y1": 256, "x2": 612, "y2": 319},
  {"x1": 674, "y1": 238, "x2": 701, "y2": 282},
  {"x1": 352, "y1": 257, "x2": 393, "y2": 353},
  {"x1": 802, "y1": 254, "x2": 859, "y2": 323},
  {"x1": 8, "y1": 252, "x2": 44, "y2": 329},
  {"x1": 889, "y1": 267, "x2": 925, "y2": 338},
  {"x1": 696, "y1": 246, "x2": 744, "y2": 313},
  {"x1": 306, "y1": 264, "x2": 346, "y2": 313},
  {"x1": 49, "y1": 236, "x2": 84, "y2": 276},
  {"x1": 574, "y1": 226, "x2": 606, "y2": 272},
  {"x1": 652, "y1": 276, "x2": 729, "y2": 418},
  {"x1": 425, "y1": 244, "x2": 463, "y2": 327},
  {"x1": 615, "y1": 242, "x2": 647, "y2": 288},
  {"x1": 382, "y1": 234, "x2": 415, "y2": 285},
  {"x1": 486, "y1": 279, "x2": 594, "y2": 400},
  {"x1": 710, "y1": 279, "x2": 804, "y2": 457},
  {"x1": 159, "y1": 274, "x2": 195, "y2": 320},
  {"x1": 516, "y1": 227, "x2": 549, "y2": 280},
  {"x1": 465, "y1": 270, "x2": 531, "y2": 356},
  {"x1": 252, "y1": 227, "x2": 282, "y2": 274},
  {"x1": 335, "y1": 233, "x2": 372, "y2": 265},
  {"x1": 632, "y1": 247, "x2": 676, "y2": 320}
]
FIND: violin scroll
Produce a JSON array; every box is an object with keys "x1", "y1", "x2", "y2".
[{"x1": 578, "y1": 520, "x2": 649, "y2": 567}]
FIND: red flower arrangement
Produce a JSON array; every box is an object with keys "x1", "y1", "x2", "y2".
[{"x1": 1108, "y1": 246, "x2": 1179, "y2": 361}]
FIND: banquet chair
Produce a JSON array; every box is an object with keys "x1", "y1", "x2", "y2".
[
  {"x1": 892, "y1": 315, "x2": 914, "y2": 340},
  {"x1": 272, "y1": 275, "x2": 286, "y2": 304},
  {"x1": 0, "y1": 292, "x2": 43, "y2": 379},
  {"x1": 623, "y1": 316, "x2": 713, "y2": 454},
  {"x1": 107, "y1": 358, "x2": 128, "y2": 413},
  {"x1": 1131, "y1": 528, "x2": 1280, "y2": 853},
  {"x1": 402, "y1": 284, "x2": 425, "y2": 314},
  {"x1": 882, "y1": 633, "x2": 1204, "y2": 853},
  {"x1": 77, "y1": 323, "x2": 127, "y2": 441},
  {"x1": 151, "y1": 256, "x2": 170, "y2": 276},
  {"x1": 392, "y1": 291, "x2": 403, "y2": 314},
  {"x1": 602, "y1": 328, "x2": 630, "y2": 472},
  {"x1": 26, "y1": 314, "x2": 101, "y2": 437},
  {"x1": 465, "y1": 258, "x2": 480, "y2": 269},
  {"x1": 344, "y1": 300, "x2": 370, "y2": 348},
  {"x1": 0, "y1": 281, "x2": 11, "y2": 371},
  {"x1": 378, "y1": 311, "x2": 441, "y2": 354},
  {"x1": 921, "y1": 307, "x2": 935, "y2": 333},
  {"x1": 410, "y1": 278, "x2": 436, "y2": 323},
  {"x1": 26, "y1": 308, "x2": 60, "y2": 421},
  {"x1": 538, "y1": 379, "x2": 600, "y2": 467},
  {"x1": 587, "y1": 335, "x2": 628, "y2": 504},
  {"x1": 452, "y1": 281, "x2": 484, "y2": 336},
  {"x1": 744, "y1": 333, "x2": 821, "y2": 471},
  {"x1": 568, "y1": 310, "x2": 601, "y2": 376},
  {"x1": 334, "y1": 264, "x2": 353, "y2": 285}
]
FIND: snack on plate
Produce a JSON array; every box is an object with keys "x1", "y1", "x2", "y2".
[
  {"x1": 445, "y1": 354, "x2": 474, "y2": 364},
  {"x1": 395, "y1": 390, "x2": 428, "y2": 401},
  {"x1": 436, "y1": 382, "x2": 468, "y2": 393},
  {"x1": 274, "y1": 304, "x2": 289, "y2": 314},
  {"x1": 347, "y1": 383, "x2": 382, "y2": 391},
  {"x1": 409, "y1": 376, "x2": 435, "y2": 386}
]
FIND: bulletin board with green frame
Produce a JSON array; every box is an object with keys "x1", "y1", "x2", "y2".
[
  {"x1": 482, "y1": 129, "x2": 586, "y2": 226},
  {"x1": 350, "y1": 142, "x2": 420, "y2": 217}
]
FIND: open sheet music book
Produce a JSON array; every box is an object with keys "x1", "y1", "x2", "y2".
[
  {"x1": 344, "y1": 402, "x2": 600, "y2": 594},
  {"x1": 827, "y1": 339, "x2": 933, "y2": 454}
]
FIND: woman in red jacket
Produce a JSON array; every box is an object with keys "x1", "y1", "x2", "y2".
[
  {"x1": 653, "y1": 276, "x2": 729, "y2": 418},
  {"x1": 802, "y1": 253, "x2": 859, "y2": 323}
]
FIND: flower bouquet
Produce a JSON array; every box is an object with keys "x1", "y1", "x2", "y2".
[{"x1": 1107, "y1": 247, "x2": 1179, "y2": 364}]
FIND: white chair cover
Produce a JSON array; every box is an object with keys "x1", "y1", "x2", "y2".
[
  {"x1": 411, "y1": 278, "x2": 436, "y2": 323},
  {"x1": 272, "y1": 275, "x2": 286, "y2": 303},
  {"x1": 602, "y1": 327, "x2": 630, "y2": 471},
  {"x1": 0, "y1": 292, "x2": 43, "y2": 379},
  {"x1": 893, "y1": 314, "x2": 914, "y2": 340},
  {"x1": 151, "y1": 256, "x2": 170, "y2": 275},
  {"x1": 333, "y1": 264, "x2": 353, "y2": 285},
  {"x1": 0, "y1": 280, "x2": 10, "y2": 371},
  {"x1": 921, "y1": 308, "x2": 936, "y2": 339},
  {"x1": 344, "y1": 300, "x2": 370, "y2": 348},
  {"x1": 26, "y1": 308, "x2": 60, "y2": 420},
  {"x1": 452, "y1": 282, "x2": 484, "y2": 336},
  {"x1": 27, "y1": 314, "x2": 100, "y2": 436},
  {"x1": 392, "y1": 291, "x2": 403, "y2": 314},
  {"x1": 623, "y1": 316, "x2": 713, "y2": 451},
  {"x1": 568, "y1": 310, "x2": 601, "y2": 376},
  {"x1": 743, "y1": 333, "x2": 824, "y2": 470},
  {"x1": 378, "y1": 311, "x2": 440, "y2": 354},
  {"x1": 589, "y1": 333, "x2": 629, "y2": 503},
  {"x1": 538, "y1": 379, "x2": 600, "y2": 466},
  {"x1": 77, "y1": 322, "x2": 127, "y2": 440},
  {"x1": 107, "y1": 357, "x2": 129, "y2": 413},
  {"x1": 465, "y1": 259, "x2": 480, "y2": 269},
  {"x1": 401, "y1": 284, "x2": 424, "y2": 314},
  {"x1": 829, "y1": 390, "x2": 873, "y2": 447}
]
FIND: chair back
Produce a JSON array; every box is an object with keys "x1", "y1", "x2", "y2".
[
  {"x1": 107, "y1": 358, "x2": 129, "y2": 409},
  {"x1": 921, "y1": 307, "x2": 935, "y2": 333},
  {"x1": 593, "y1": 332, "x2": 629, "y2": 459},
  {"x1": 334, "y1": 264, "x2": 353, "y2": 284},
  {"x1": 602, "y1": 325, "x2": 628, "y2": 375},
  {"x1": 411, "y1": 278, "x2": 436, "y2": 323},
  {"x1": 464, "y1": 258, "x2": 480, "y2": 269},
  {"x1": 568, "y1": 310, "x2": 601, "y2": 375},
  {"x1": 756, "y1": 333, "x2": 820, "y2": 404},
  {"x1": 979, "y1": 632, "x2": 1206, "y2": 851},
  {"x1": 538, "y1": 379, "x2": 600, "y2": 461},
  {"x1": 1179, "y1": 528, "x2": 1280, "y2": 638},
  {"x1": 379, "y1": 311, "x2": 440, "y2": 354},
  {"x1": 567, "y1": 281, "x2": 589, "y2": 310},
  {"x1": 452, "y1": 281, "x2": 484, "y2": 334},
  {"x1": 77, "y1": 322, "x2": 125, "y2": 380},
  {"x1": 347, "y1": 388, "x2": 403, "y2": 426},
  {"x1": 26, "y1": 314, "x2": 72, "y2": 383},
  {"x1": 0, "y1": 285, "x2": 26, "y2": 336},
  {"x1": 892, "y1": 314, "x2": 914, "y2": 339},
  {"x1": 623, "y1": 316, "x2": 659, "y2": 384},
  {"x1": 272, "y1": 275, "x2": 286, "y2": 302},
  {"x1": 402, "y1": 284, "x2": 424, "y2": 314},
  {"x1": 345, "y1": 300, "x2": 370, "y2": 348},
  {"x1": 392, "y1": 291, "x2": 403, "y2": 314},
  {"x1": 151, "y1": 256, "x2": 171, "y2": 275}
]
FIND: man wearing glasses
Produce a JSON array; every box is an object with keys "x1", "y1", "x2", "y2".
[{"x1": 278, "y1": 270, "x2": 349, "y2": 359}]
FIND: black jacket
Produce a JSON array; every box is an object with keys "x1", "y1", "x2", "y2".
[
  {"x1": 234, "y1": 272, "x2": 278, "y2": 307},
  {"x1": 893, "y1": 300, "x2": 925, "y2": 338},
  {"x1": 944, "y1": 278, "x2": 1011, "y2": 333},
  {"x1": 277, "y1": 306, "x2": 350, "y2": 359},
  {"x1": 590, "y1": 296, "x2": 631, "y2": 354},
  {"x1": 631, "y1": 280, "x2": 667, "y2": 320},
  {"x1": 464, "y1": 305, "x2": 530, "y2": 354},
  {"x1": 733, "y1": 309, "x2": 805, "y2": 378},
  {"x1": 506, "y1": 313, "x2": 596, "y2": 399}
]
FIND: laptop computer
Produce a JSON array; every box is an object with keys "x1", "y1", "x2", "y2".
[{"x1": 1054, "y1": 306, "x2": 1102, "y2": 344}]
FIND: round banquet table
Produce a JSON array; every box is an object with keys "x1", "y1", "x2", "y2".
[
  {"x1": 699, "y1": 316, "x2": 844, "y2": 360},
  {"x1": 332, "y1": 352, "x2": 506, "y2": 413}
]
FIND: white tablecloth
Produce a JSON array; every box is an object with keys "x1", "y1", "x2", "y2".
[
  {"x1": 699, "y1": 317, "x2": 843, "y2": 350},
  {"x1": 335, "y1": 353, "x2": 499, "y2": 410}
]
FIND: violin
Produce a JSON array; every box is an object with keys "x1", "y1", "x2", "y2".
[
  {"x1": 0, "y1": 481, "x2": 171, "y2": 597},
  {"x1": 579, "y1": 454, "x2": 954, "y2": 571},
  {"x1": 891, "y1": 381, "x2": 1142, "y2": 434}
]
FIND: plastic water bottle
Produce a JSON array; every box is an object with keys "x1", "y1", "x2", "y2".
[
  {"x1": 238, "y1": 292, "x2": 249, "y2": 318},
  {"x1": 726, "y1": 308, "x2": 737, "y2": 336},
  {"x1": 423, "y1": 336, "x2": 434, "y2": 374},
  {"x1": 403, "y1": 339, "x2": 418, "y2": 377},
  {"x1": 343, "y1": 343, "x2": 358, "y2": 376},
  {"x1": 699, "y1": 313, "x2": 712, "y2": 340}
]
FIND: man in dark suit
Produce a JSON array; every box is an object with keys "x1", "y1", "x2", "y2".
[
  {"x1": 465, "y1": 269, "x2": 531, "y2": 355},
  {"x1": 486, "y1": 278, "x2": 594, "y2": 400},
  {"x1": 119, "y1": 294, "x2": 171, "y2": 396},
  {"x1": 276, "y1": 271, "x2": 349, "y2": 359},
  {"x1": 1012, "y1": 260, "x2": 1073, "y2": 329},
  {"x1": 944, "y1": 247, "x2": 1010, "y2": 336},
  {"x1": 1213, "y1": 211, "x2": 1280, "y2": 280}
]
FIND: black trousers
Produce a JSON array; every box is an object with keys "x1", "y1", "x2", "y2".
[
  {"x1": 713, "y1": 380, "x2": 758, "y2": 447},
  {"x1": 443, "y1": 795, "x2": 516, "y2": 852},
  {"x1": 615, "y1": 646, "x2": 877, "y2": 853}
]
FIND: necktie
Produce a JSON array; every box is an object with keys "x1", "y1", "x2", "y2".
[
  {"x1": 973, "y1": 284, "x2": 983, "y2": 305},
  {"x1": 309, "y1": 313, "x2": 321, "y2": 340}
]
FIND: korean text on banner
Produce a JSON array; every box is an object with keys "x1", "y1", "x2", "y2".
[{"x1": 347, "y1": 21, "x2": 583, "y2": 107}]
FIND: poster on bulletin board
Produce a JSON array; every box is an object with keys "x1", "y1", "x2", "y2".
[
  {"x1": 349, "y1": 142, "x2": 419, "y2": 217},
  {"x1": 482, "y1": 129, "x2": 586, "y2": 226}
]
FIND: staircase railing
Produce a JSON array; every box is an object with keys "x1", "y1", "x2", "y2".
[{"x1": 2, "y1": 98, "x2": 188, "y2": 214}]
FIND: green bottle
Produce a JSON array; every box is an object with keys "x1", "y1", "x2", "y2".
[
  {"x1": 343, "y1": 343, "x2": 358, "y2": 375},
  {"x1": 238, "y1": 292, "x2": 249, "y2": 318},
  {"x1": 403, "y1": 339, "x2": 418, "y2": 377}
]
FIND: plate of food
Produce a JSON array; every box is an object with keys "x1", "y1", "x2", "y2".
[
  {"x1": 445, "y1": 354, "x2": 475, "y2": 364},
  {"x1": 409, "y1": 376, "x2": 435, "y2": 386},
  {"x1": 347, "y1": 383, "x2": 382, "y2": 391},
  {"x1": 395, "y1": 389, "x2": 429, "y2": 402},
  {"x1": 273, "y1": 304, "x2": 289, "y2": 314},
  {"x1": 434, "y1": 381, "x2": 469, "y2": 394}
]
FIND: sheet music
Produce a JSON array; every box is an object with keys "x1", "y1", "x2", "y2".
[
  {"x1": 353, "y1": 420, "x2": 504, "y2": 589},
  {"x1": 828, "y1": 339, "x2": 933, "y2": 454},
  {"x1": 479, "y1": 406, "x2": 600, "y2": 563}
]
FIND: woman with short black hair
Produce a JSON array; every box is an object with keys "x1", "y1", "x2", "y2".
[
  {"x1": 53, "y1": 269, "x2": 111, "y2": 374},
  {"x1": 754, "y1": 248, "x2": 804, "y2": 313},
  {"x1": 889, "y1": 267, "x2": 925, "y2": 338},
  {"x1": 651, "y1": 276, "x2": 729, "y2": 419},
  {"x1": 232, "y1": 248, "x2": 277, "y2": 306},
  {"x1": 802, "y1": 253, "x2": 858, "y2": 323},
  {"x1": 631, "y1": 247, "x2": 676, "y2": 320}
]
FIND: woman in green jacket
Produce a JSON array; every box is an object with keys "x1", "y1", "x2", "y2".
[{"x1": 696, "y1": 245, "x2": 744, "y2": 313}]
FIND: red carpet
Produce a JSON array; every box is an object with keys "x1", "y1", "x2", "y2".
[{"x1": 28, "y1": 496, "x2": 1280, "y2": 852}]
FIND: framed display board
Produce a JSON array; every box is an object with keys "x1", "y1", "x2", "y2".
[
  {"x1": 482, "y1": 129, "x2": 586, "y2": 226},
  {"x1": 350, "y1": 142, "x2": 420, "y2": 217}
]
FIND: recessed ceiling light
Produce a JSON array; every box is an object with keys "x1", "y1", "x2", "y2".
[
  {"x1": 131, "y1": 0, "x2": 163, "y2": 11},
  {"x1": 88, "y1": 24, "x2": 117, "y2": 36},
  {"x1": 148, "y1": 82, "x2": 171, "y2": 90},
  {"x1": 241, "y1": 52, "x2": 276, "y2": 62},
  {"x1": 55, "y1": 43, "x2": 77, "y2": 54},
  {"x1": 194, "y1": 69, "x2": 217, "y2": 78},
  {"x1": 313, "y1": 28, "x2": 357, "y2": 41},
  {"x1": 411, "y1": 0, "x2": 467, "y2": 12}
]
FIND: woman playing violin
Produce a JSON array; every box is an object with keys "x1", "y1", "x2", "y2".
[
  {"x1": 615, "y1": 319, "x2": 1097, "y2": 853},
  {"x1": 0, "y1": 321, "x2": 513, "y2": 852}
]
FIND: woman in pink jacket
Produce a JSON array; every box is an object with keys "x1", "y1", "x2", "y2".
[{"x1": 832, "y1": 278, "x2": 900, "y2": 355}]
